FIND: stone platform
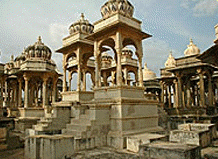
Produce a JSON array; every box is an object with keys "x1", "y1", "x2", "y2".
[{"x1": 139, "y1": 141, "x2": 201, "y2": 159}]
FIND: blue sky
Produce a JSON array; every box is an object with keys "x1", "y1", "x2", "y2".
[{"x1": 0, "y1": 0, "x2": 218, "y2": 76}]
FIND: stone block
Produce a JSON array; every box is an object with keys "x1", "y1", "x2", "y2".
[
  {"x1": 0, "y1": 127, "x2": 7, "y2": 139},
  {"x1": 127, "y1": 133, "x2": 167, "y2": 152},
  {"x1": 25, "y1": 135, "x2": 74, "y2": 159},
  {"x1": 170, "y1": 129, "x2": 211, "y2": 147},
  {"x1": 139, "y1": 141, "x2": 201, "y2": 159},
  {"x1": 178, "y1": 123, "x2": 217, "y2": 139}
]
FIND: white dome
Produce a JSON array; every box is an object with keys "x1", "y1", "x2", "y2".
[
  {"x1": 184, "y1": 39, "x2": 200, "y2": 56},
  {"x1": 69, "y1": 13, "x2": 94, "y2": 35},
  {"x1": 165, "y1": 51, "x2": 176, "y2": 68},
  {"x1": 101, "y1": 0, "x2": 134, "y2": 19},
  {"x1": 143, "y1": 63, "x2": 156, "y2": 81}
]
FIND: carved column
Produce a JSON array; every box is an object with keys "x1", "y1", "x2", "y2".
[
  {"x1": 63, "y1": 66, "x2": 67, "y2": 92},
  {"x1": 94, "y1": 41, "x2": 100, "y2": 88},
  {"x1": 116, "y1": 31, "x2": 123, "y2": 86},
  {"x1": 168, "y1": 85, "x2": 172, "y2": 108},
  {"x1": 0, "y1": 79, "x2": 3, "y2": 108},
  {"x1": 160, "y1": 81, "x2": 165, "y2": 103},
  {"x1": 42, "y1": 76, "x2": 48, "y2": 108},
  {"x1": 173, "y1": 80, "x2": 178, "y2": 108},
  {"x1": 176, "y1": 73, "x2": 183, "y2": 108},
  {"x1": 198, "y1": 69, "x2": 205, "y2": 107},
  {"x1": 102, "y1": 72, "x2": 107, "y2": 87},
  {"x1": 82, "y1": 70, "x2": 86, "y2": 91},
  {"x1": 68, "y1": 72, "x2": 72, "y2": 91},
  {"x1": 186, "y1": 80, "x2": 191, "y2": 108},
  {"x1": 208, "y1": 73, "x2": 213, "y2": 106},
  {"x1": 24, "y1": 75, "x2": 30, "y2": 108},
  {"x1": 52, "y1": 77, "x2": 58, "y2": 103},
  {"x1": 77, "y1": 52, "x2": 81, "y2": 91},
  {"x1": 18, "y1": 78, "x2": 22, "y2": 107},
  {"x1": 137, "y1": 42, "x2": 143, "y2": 87}
]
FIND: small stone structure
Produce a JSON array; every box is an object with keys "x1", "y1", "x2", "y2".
[
  {"x1": 170, "y1": 123, "x2": 216, "y2": 148},
  {"x1": 170, "y1": 129, "x2": 211, "y2": 148},
  {"x1": 139, "y1": 141, "x2": 201, "y2": 159},
  {"x1": 178, "y1": 123, "x2": 217, "y2": 139},
  {"x1": 127, "y1": 133, "x2": 167, "y2": 152},
  {"x1": 25, "y1": 135, "x2": 74, "y2": 159}
]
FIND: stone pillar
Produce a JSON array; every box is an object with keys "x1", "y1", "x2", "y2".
[
  {"x1": 186, "y1": 80, "x2": 191, "y2": 107},
  {"x1": 82, "y1": 71, "x2": 86, "y2": 91},
  {"x1": 52, "y1": 78, "x2": 58, "y2": 103},
  {"x1": 0, "y1": 79, "x2": 3, "y2": 108},
  {"x1": 42, "y1": 76, "x2": 48, "y2": 108},
  {"x1": 111, "y1": 71, "x2": 115, "y2": 86},
  {"x1": 137, "y1": 42, "x2": 143, "y2": 87},
  {"x1": 173, "y1": 80, "x2": 178, "y2": 108},
  {"x1": 198, "y1": 69, "x2": 205, "y2": 107},
  {"x1": 208, "y1": 73, "x2": 213, "y2": 106},
  {"x1": 63, "y1": 67, "x2": 67, "y2": 92},
  {"x1": 77, "y1": 54, "x2": 81, "y2": 91},
  {"x1": 94, "y1": 41, "x2": 100, "y2": 88},
  {"x1": 124, "y1": 68, "x2": 128, "y2": 85},
  {"x1": 18, "y1": 78, "x2": 22, "y2": 107},
  {"x1": 177, "y1": 74, "x2": 183, "y2": 108},
  {"x1": 168, "y1": 85, "x2": 172, "y2": 108},
  {"x1": 115, "y1": 31, "x2": 123, "y2": 86},
  {"x1": 102, "y1": 72, "x2": 107, "y2": 87},
  {"x1": 68, "y1": 72, "x2": 72, "y2": 91},
  {"x1": 24, "y1": 75, "x2": 30, "y2": 108},
  {"x1": 160, "y1": 81, "x2": 165, "y2": 103}
]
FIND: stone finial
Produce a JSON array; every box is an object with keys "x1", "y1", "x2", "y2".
[
  {"x1": 80, "y1": 13, "x2": 85, "y2": 21},
  {"x1": 184, "y1": 39, "x2": 200, "y2": 56},
  {"x1": 10, "y1": 55, "x2": 14, "y2": 61},
  {"x1": 144, "y1": 62, "x2": 148, "y2": 69},
  {"x1": 165, "y1": 51, "x2": 176, "y2": 68}
]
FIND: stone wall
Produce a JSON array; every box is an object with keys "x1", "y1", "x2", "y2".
[
  {"x1": 139, "y1": 142, "x2": 201, "y2": 159},
  {"x1": 25, "y1": 135, "x2": 74, "y2": 159},
  {"x1": 170, "y1": 130, "x2": 211, "y2": 148}
]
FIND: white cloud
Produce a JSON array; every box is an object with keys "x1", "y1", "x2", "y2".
[
  {"x1": 181, "y1": 0, "x2": 218, "y2": 17},
  {"x1": 49, "y1": 23, "x2": 68, "y2": 45},
  {"x1": 142, "y1": 38, "x2": 179, "y2": 76}
]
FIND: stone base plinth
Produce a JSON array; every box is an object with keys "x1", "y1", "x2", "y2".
[
  {"x1": 127, "y1": 133, "x2": 167, "y2": 152},
  {"x1": 94, "y1": 86, "x2": 145, "y2": 100},
  {"x1": 14, "y1": 117, "x2": 40, "y2": 133},
  {"x1": 178, "y1": 123, "x2": 217, "y2": 140},
  {"x1": 139, "y1": 142, "x2": 201, "y2": 159},
  {"x1": 19, "y1": 107, "x2": 44, "y2": 118},
  {"x1": 170, "y1": 129, "x2": 211, "y2": 148},
  {"x1": 25, "y1": 135, "x2": 74, "y2": 159},
  {"x1": 61, "y1": 91, "x2": 94, "y2": 102}
]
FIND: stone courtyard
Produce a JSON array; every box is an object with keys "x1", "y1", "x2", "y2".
[{"x1": 0, "y1": 0, "x2": 218, "y2": 159}]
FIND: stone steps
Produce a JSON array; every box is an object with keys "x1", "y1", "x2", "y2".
[
  {"x1": 62, "y1": 129, "x2": 86, "y2": 138},
  {"x1": 66, "y1": 124, "x2": 91, "y2": 132},
  {"x1": 71, "y1": 118, "x2": 92, "y2": 125}
]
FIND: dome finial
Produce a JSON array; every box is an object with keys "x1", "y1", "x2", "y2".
[
  {"x1": 184, "y1": 39, "x2": 200, "y2": 56},
  {"x1": 165, "y1": 51, "x2": 176, "y2": 68},
  {"x1": 80, "y1": 13, "x2": 85, "y2": 20},
  {"x1": 38, "y1": 36, "x2": 42, "y2": 42},
  {"x1": 144, "y1": 62, "x2": 148, "y2": 69}
]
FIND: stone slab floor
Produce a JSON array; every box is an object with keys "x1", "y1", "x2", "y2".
[{"x1": 1, "y1": 146, "x2": 218, "y2": 159}]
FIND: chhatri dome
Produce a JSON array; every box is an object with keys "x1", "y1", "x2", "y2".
[
  {"x1": 25, "y1": 36, "x2": 52, "y2": 61},
  {"x1": 184, "y1": 39, "x2": 200, "y2": 56},
  {"x1": 143, "y1": 63, "x2": 157, "y2": 81},
  {"x1": 69, "y1": 13, "x2": 94, "y2": 35},
  {"x1": 101, "y1": 0, "x2": 134, "y2": 19},
  {"x1": 165, "y1": 51, "x2": 176, "y2": 68}
]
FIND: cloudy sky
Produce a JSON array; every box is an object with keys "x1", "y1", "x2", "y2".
[{"x1": 0, "y1": 0, "x2": 218, "y2": 76}]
